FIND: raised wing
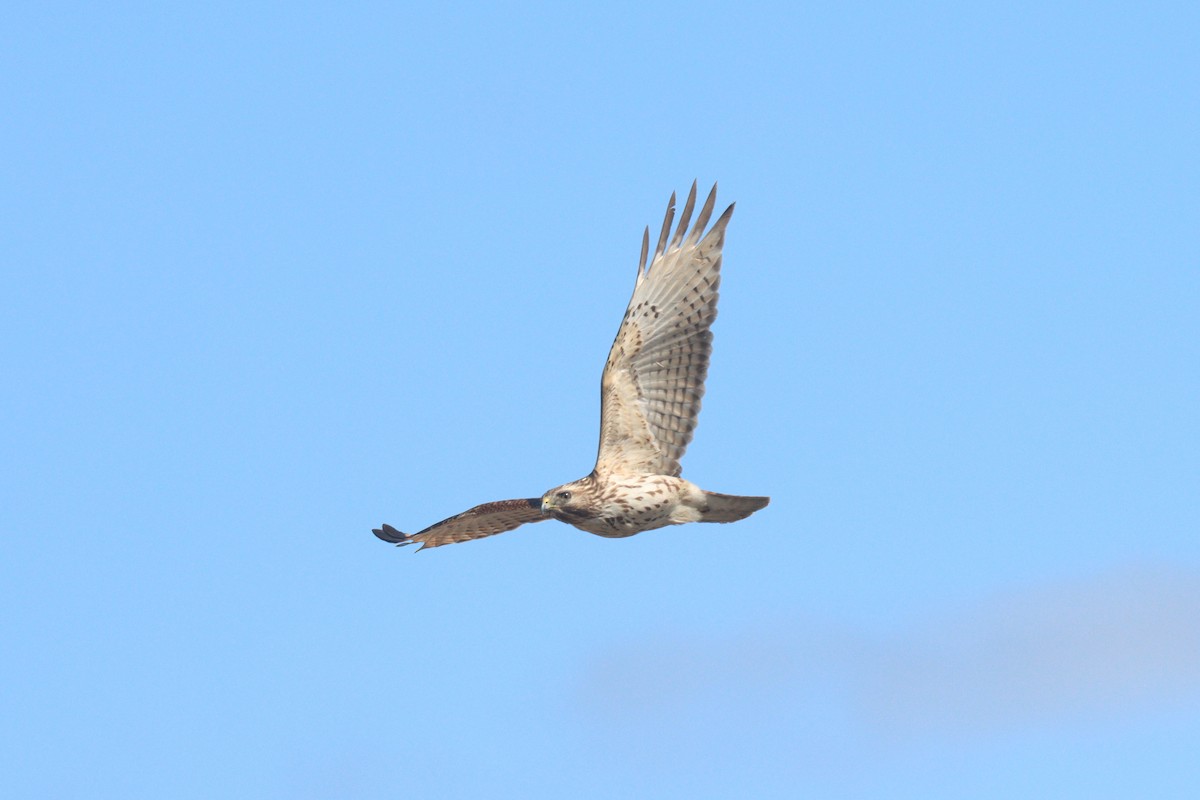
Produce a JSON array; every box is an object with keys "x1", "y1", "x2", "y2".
[
  {"x1": 372, "y1": 498, "x2": 548, "y2": 551},
  {"x1": 595, "y1": 182, "x2": 734, "y2": 477}
]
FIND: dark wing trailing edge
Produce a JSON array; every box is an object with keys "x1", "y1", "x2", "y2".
[{"x1": 372, "y1": 498, "x2": 549, "y2": 551}]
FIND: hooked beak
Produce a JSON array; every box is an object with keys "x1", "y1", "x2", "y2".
[{"x1": 541, "y1": 497, "x2": 554, "y2": 513}]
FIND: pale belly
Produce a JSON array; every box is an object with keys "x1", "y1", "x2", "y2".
[{"x1": 567, "y1": 475, "x2": 705, "y2": 539}]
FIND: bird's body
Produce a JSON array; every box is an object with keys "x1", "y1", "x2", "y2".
[
  {"x1": 373, "y1": 183, "x2": 768, "y2": 550},
  {"x1": 541, "y1": 473, "x2": 707, "y2": 538}
]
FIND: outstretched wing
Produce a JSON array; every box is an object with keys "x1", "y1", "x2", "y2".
[
  {"x1": 373, "y1": 498, "x2": 548, "y2": 551},
  {"x1": 595, "y1": 182, "x2": 734, "y2": 477}
]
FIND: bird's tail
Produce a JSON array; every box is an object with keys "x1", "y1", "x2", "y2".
[{"x1": 699, "y1": 492, "x2": 770, "y2": 523}]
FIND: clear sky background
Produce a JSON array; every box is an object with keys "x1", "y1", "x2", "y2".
[{"x1": 3, "y1": 2, "x2": 1198, "y2": 798}]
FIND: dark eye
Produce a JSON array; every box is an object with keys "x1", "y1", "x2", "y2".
[{"x1": 558, "y1": 491, "x2": 572, "y2": 501}]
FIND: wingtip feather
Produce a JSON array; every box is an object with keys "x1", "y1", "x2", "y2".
[
  {"x1": 638, "y1": 226, "x2": 649, "y2": 277},
  {"x1": 687, "y1": 183, "x2": 720, "y2": 245},
  {"x1": 654, "y1": 191, "x2": 676, "y2": 259},
  {"x1": 670, "y1": 181, "x2": 698, "y2": 249},
  {"x1": 372, "y1": 523, "x2": 414, "y2": 547},
  {"x1": 707, "y1": 201, "x2": 735, "y2": 240}
]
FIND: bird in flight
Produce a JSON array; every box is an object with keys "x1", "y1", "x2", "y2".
[{"x1": 373, "y1": 182, "x2": 768, "y2": 550}]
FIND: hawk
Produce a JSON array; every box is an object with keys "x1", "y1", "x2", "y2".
[{"x1": 374, "y1": 183, "x2": 769, "y2": 550}]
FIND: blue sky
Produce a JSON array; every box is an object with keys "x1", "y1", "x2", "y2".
[{"x1": 3, "y1": 2, "x2": 1198, "y2": 798}]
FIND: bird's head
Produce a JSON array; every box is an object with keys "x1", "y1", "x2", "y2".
[{"x1": 541, "y1": 479, "x2": 590, "y2": 518}]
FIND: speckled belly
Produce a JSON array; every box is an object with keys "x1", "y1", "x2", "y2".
[{"x1": 569, "y1": 475, "x2": 703, "y2": 538}]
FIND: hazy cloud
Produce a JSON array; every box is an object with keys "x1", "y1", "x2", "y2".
[{"x1": 578, "y1": 564, "x2": 1200, "y2": 741}]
